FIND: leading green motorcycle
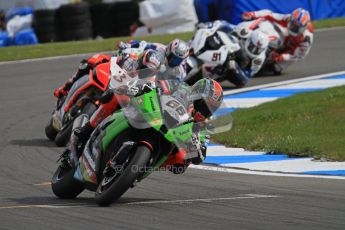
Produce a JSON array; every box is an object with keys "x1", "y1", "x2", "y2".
[{"x1": 51, "y1": 69, "x2": 232, "y2": 207}]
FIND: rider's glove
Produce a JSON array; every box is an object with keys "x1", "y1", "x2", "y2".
[
  {"x1": 270, "y1": 51, "x2": 284, "y2": 62},
  {"x1": 117, "y1": 41, "x2": 131, "y2": 50},
  {"x1": 196, "y1": 22, "x2": 213, "y2": 29},
  {"x1": 54, "y1": 86, "x2": 67, "y2": 98},
  {"x1": 140, "y1": 81, "x2": 156, "y2": 93},
  {"x1": 227, "y1": 60, "x2": 237, "y2": 71},
  {"x1": 54, "y1": 79, "x2": 73, "y2": 98},
  {"x1": 143, "y1": 50, "x2": 162, "y2": 70},
  {"x1": 242, "y1": 12, "x2": 256, "y2": 21}
]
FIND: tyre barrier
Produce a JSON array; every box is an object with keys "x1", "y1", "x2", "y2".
[
  {"x1": 32, "y1": 2, "x2": 139, "y2": 43},
  {"x1": 33, "y1": 9, "x2": 57, "y2": 43},
  {"x1": 90, "y1": 2, "x2": 139, "y2": 38},
  {"x1": 56, "y1": 2, "x2": 92, "y2": 41}
]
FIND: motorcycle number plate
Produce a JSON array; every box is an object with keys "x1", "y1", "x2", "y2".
[{"x1": 161, "y1": 95, "x2": 189, "y2": 127}]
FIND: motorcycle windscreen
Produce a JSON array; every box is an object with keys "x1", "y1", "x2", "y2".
[
  {"x1": 166, "y1": 93, "x2": 233, "y2": 160},
  {"x1": 64, "y1": 75, "x2": 90, "y2": 105},
  {"x1": 114, "y1": 68, "x2": 233, "y2": 160},
  {"x1": 120, "y1": 75, "x2": 192, "y2": 130},
  {"x1": 109, "y1": 60, "x2": 158, "y2": 89}
]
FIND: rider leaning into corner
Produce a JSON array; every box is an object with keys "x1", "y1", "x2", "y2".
[
  {"x1": 68, "y1": 39, "x2": 190, "y2": 148},
  {"x1": 122, "y1": 77, "x2": 223, "y2": 173},
  {"x1": 117, "y1": 38, "x2": 190, "y2": 81},
  {"x1": 197, "y1": 20, "x2": 269, "y2": 87},
  {"x1": 54, "y1": 38, "x2": 190, "y2": 97},
  {"x1": 71, "y1": 77, "x2": 223, "y2": 174},
  {"x1": 53, "y1": 39, "x2": 190, "y2": 144},
  {"x1": 242, "y1": 8, "x2": 314, "y2": 74},
  {"x1": 60, "y1": 39, "x2": 212, "y2": 173}
]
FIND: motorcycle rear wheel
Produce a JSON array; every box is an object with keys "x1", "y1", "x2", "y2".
[{"x1": 95, "y1": 145, "x2": 151, "y2": 206}]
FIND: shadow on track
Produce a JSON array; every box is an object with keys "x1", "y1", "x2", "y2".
[{"x1": 4, "y1": 196, "x2": 163, "y2": 207}]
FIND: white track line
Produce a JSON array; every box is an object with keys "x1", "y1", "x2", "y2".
[
  {"x1": 124, "y1": 194, "x2": 279, "y2": 205},
  {"x1": 0, "y1": 51, "x2": 112, "y2": 66},
  {"x1": 0, "y1": 194, "x2": 279, "y2": 209},
  {"x1": 0, "y1": 203, "x2": 90, "y2": 210},
  {"x1": 191, "y1": 165, "x2": 345, "y2": 180},
  {"x1": 224, "y1": 70, "x2": 345, "y2": 95}
]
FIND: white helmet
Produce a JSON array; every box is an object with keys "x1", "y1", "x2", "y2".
[
  {"x1": 244, "y1": 30, "x2": 269, "y2": 59},
  {"x1": 165, "y1": 39, "x2": 189, "y2": 67}
]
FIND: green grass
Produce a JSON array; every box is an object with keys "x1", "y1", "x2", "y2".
[
  {"x1": 0, "y1": 32, "x2": 193, "y2": 62},
  {"x1": 313, "y1": 17, "x2": 345, "y2": 29},
  {"x1": 212, "y1": 86, "x2": 345, "y2": 161}
]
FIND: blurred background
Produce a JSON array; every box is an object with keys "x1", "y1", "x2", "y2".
[{"x1": 0, "y1": 0, "x2": 345, "y2": 47}]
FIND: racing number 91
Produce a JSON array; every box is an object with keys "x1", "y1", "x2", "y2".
[{"x1": 212, "y1": 52, "x2": 221, "y2": 62}]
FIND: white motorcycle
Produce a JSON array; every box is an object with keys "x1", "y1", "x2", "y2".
[{"x1": 184, "y1": 25, "x2": 241, "y2": 85}]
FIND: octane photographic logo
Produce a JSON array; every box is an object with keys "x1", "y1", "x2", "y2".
[{"x1": 131, "y1": 165, "x2": 186, "y2": 174}]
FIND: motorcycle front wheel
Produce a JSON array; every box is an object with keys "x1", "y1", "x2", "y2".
[
  {"x1": 95, "y1": 145, "x2": 151, "y2": 206},
  {"x1": 54, "y1": 102, "x2": 97, "y2": 147},
  {"x1": 51, "y1": 164, "x2": 84, "y2": 199},
  {"x1": 45, "y1": 118, "x2": 58, "y2": 141}
]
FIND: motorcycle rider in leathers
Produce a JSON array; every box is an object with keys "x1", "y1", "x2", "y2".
[
  {"x1": 64, "y1": 40, "x2": 212, "y2": 173},
  {"x1": 53, "y1": 39, "x2": 190, "y2": 147},
  {"x1": 68, "y1": 40, "x2": 190, "y2": 147},
  {"x1": 242, "y1": 8, "x2": 314, "y2": 74},
  {"x1": 54, "y1": 39, "x2": 189, "y2": 96},
  {"x1": 196, "y1": 20, "x2": 269, "y2": 87},
  {"x1": 70, "y1": 77, "x2": 223, "y2": 174},
  {"x1": 117, "y1": 38, "x2": 190, "y2": 82}
]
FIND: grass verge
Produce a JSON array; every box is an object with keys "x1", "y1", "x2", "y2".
[
  {"x1": 1, "y1": 17, "x2": 345, "y2": 62},
  {"x1": 0, "y1": 32, "x2": 193, "y2": 62},
  {"x1": 313, "y1": 17, "x2": 345, "y2": 29},
  {"x1": 212, "y1": 86, "x2": 345, "y2": 161}
]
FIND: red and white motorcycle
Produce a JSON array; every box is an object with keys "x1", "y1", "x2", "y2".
[{"x1": 45, "y1": 55, "x2": 138, "y2": 147}]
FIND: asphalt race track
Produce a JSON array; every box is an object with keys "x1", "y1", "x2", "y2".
[{"x1": 0, "y1": 28, "x2": 345, "y2": 230}]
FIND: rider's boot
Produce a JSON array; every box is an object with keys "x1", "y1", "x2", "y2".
[
  {"x1": 161, "y1": 149, "x2": 190, "y2": 174},
  {"x1": 69, "y1": 122, "x2": 95, "y2": 165}
]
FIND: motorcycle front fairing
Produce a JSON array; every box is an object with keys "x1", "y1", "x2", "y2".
[
  {"x1": 73, "y1": 69, "x2": 158, "y2": 186},
  {"x1": 52, "y1": 75, "x2": 90, "y2": 131},
  {"x1": 257, "y1": 20, "x2": 287, "y2": 50},
  {"x1": 73, "y1": 112, "x2": 129, "y2": 187},
  {"x1": 52, "y1": 61, "x2": 111, "y2": 131},
  {"x1": 193, "y1": 29, "x2": 240, "y2": 65}
]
